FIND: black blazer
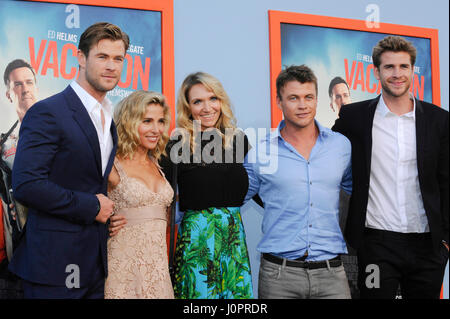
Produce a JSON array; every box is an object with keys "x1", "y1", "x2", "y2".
[{"x1": 333, "y1": 96, "x2": 449, "y2": 251}]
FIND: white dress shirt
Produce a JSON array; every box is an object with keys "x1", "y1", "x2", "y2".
[
  {"x1": 70, "y1": 81, "x2": 113, "y2": 176},
  {"x1": 366, "y1": 94, "x2": 429, "y2": 233}
]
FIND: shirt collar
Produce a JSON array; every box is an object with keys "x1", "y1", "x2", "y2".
[
  {"x1": 70, "y1": 81, "x2": 113, "y2": 115},
  {"x1": 378, "y1": 93, "x2": 416, "y2": 119},
  {"x1": 269, "y1": 119, "x2": 331, "y2": 141}
]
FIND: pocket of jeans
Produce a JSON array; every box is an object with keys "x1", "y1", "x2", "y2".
[
  {"x1": 333, "y1": 265, "x2": 348, "y2": 279},
  {"x1": 259, "y1": 258, "x2": 280, "y2": 279}
]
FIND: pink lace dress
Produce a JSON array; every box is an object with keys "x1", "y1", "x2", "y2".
[{"x1": 105, "y1": 158, "x2": 174, "y2": 299}]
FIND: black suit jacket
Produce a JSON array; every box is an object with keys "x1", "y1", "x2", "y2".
[{"x1": 333, "y1": 95, "x2": 449, "y2": 251}]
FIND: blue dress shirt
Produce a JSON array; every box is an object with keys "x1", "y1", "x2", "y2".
[{"x1": 244, "y1": 120, "x2": 352, "y2": 261}]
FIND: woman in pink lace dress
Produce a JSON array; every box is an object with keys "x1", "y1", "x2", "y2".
[{"x1": 104, "y1": 90, "x2": 174, "y2": 299}]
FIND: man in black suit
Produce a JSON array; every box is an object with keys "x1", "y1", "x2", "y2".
[{"x1": 333, "y1": 35, "x2": 448, "y2": 299}]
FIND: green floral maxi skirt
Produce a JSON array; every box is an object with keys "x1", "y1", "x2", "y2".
[{"x1": 173, "y1": 207, "x2": 254, "y2": 299}]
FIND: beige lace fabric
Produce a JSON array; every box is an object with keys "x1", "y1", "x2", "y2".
[{"x1": 105, "y1": 158, "x2": 174, "y2": 299}]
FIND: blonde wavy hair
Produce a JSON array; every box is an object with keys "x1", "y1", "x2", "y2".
[
  {"x1": 114, "y1": 90, "x2": 171, "y2": 161},
  {"x1": 176, "y1": 72, "x2": 237, "y2": 151}
]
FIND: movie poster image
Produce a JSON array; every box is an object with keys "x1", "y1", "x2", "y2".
[
  {"x1": 0, "y1": 0, "x2": 162, "y2": 133},
  {"x1": 280, "y1": 23, "x2": 432, "y2": 128}
]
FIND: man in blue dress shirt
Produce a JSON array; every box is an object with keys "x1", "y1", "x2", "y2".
[{"x1": 244, "y1": 65, "x2": 352, "y2": 299}]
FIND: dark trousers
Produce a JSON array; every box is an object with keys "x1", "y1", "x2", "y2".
[
  {"x1": 0, "y1": 259, "x2": 23, "y2": 299},
  {"x1": 22, "y1": 260, "x2": 105, "y2": 299},
  {"x1": 357, "y1": 228, "x2": 448, "y2": 299}
]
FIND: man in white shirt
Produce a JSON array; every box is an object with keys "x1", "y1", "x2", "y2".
[
  {"x1": 333, "y1": 36, "x2": 448, "y2": 299},
  {"x1": 9, "y1": 22, "x2": 129, "y2": 299}
]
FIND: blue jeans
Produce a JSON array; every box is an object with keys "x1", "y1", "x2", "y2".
[{"x1": 258, "y1": 255, "x2": 351, "y2": 299}]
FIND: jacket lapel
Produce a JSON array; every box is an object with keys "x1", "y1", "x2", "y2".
[
  {"x1": 104, "y1": 121, "x2": 118, "y2": 180},
  {"x1": 64, "y1": 86, "x2": 102, "y2": 177},
  {"x1": 364, "y1": 96, "x2": 380, "y2": 179},
  {"x1": 415, "y1": 99, "x2": 427, "y2": 178}
]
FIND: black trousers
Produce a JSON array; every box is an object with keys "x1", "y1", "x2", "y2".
[
  {"x1": 0, "y1": 259, "x2": 23, "y2": 299},
  {"x1": 357, "y1": 228, "x2": 448, "y2": 299}
]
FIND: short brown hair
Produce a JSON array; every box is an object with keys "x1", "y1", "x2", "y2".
[
  {"x1": 4, "y1": 59, "x2": 36, "y2": 86},
  {"x1": 276, "y1": 65, "x2": 318, "y2": 100},
  {"x1": 78, "y1": 22, "x2": 130, "y2": 57},
  {"x1": 328, "y1": 76, "x2": 349, "y2": 98},
  {"x1": 372, "y1": 36, "x2": 416, "y2": 68}
]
